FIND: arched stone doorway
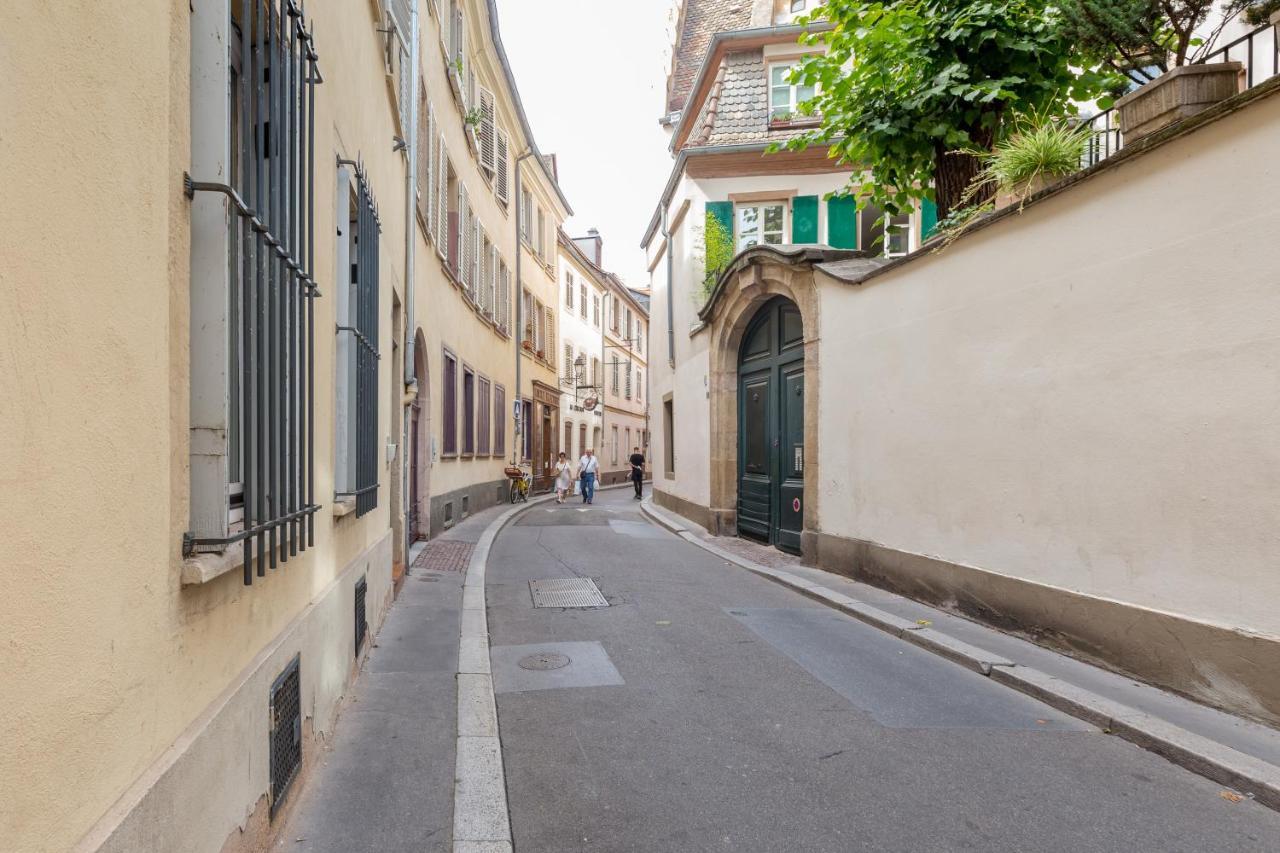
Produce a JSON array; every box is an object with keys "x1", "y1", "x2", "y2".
[
  {"x1": 410, "y1": 329, "x2": 431, "y2": 542},
  {"x1": 736, "y1": 296, "x2": 804, "y2": 554},
  {"x1": 703, "y1": 248, "x2": 822, "y2": 557}
]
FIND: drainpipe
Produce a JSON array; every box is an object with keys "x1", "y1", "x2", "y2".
[
  {"x1": 661, "y1": 204, "x2": 674, "y2": 367},
  {"x1": 402, "y1": 0, "x2": 420, "y2": 564},
  {"x1": 513, "y1": 149, "x2": 536, "y2": 464}
]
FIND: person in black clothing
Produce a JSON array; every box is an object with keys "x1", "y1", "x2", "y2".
[{"x1": 628, "y1": 447, "x2": 646, "y2": 499}]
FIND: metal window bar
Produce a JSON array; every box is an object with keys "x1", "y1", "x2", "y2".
[
  {"x1": 1079, "y1": 22, "x2": 1278, "y2": 168},
  {"x1": 336, "y1": 159, "x2": 383, "y2": 518},
  {"x1": 185, "y1": 0, "x2": 322, "y2": 585}
]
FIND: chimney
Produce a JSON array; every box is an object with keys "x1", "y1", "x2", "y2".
[{"x1": 573, "y1": 228, "x2": 604, "y2": 267}]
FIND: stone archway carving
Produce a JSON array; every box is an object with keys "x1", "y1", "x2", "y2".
[{"x1": 702, "y1": 254, "x2": 821, "y2": 556}]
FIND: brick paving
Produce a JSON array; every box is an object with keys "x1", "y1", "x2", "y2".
[{"x1": 411, "y1": 539, "x2": 474, "y2": 573}]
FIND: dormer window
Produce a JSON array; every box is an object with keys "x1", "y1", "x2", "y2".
[{"x1": 769, "y1": 62, "x2": 816, "y2": 122}]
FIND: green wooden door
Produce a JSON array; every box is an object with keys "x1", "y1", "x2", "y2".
[{"x1": 737, "y1": 297, "x2": 804, "y2": 554}]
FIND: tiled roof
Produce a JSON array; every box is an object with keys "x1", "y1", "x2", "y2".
[
  {"x1": 688, "y1": 48, "x2": 816, "y2": 148},
  {"x1": 667, "y1": 0, "x2": 754, "y2": 115}
]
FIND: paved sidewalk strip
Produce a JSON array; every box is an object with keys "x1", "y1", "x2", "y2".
[{"x1": 640, "y1": 498, "x2": 1280, "y2": 811}]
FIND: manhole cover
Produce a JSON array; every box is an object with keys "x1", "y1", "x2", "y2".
[
  {"x1": 529, "y1": 578, "x2": 610, "y2": 608},
  {"x1": 518, "y1": 652, "x2": 571, "y2": 671}
]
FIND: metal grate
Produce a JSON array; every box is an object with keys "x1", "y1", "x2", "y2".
[
  {"x1": 354, "y1": 576, "x2": 368, "y2": 655},
  {"x1": 269, "y1": 655, "x2": 302, "y2": 817},
  {"x1": 529, "y1": 578, "x2": 609, "y2": 609}
]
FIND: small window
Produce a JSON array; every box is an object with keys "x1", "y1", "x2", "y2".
[
  {"x1": 769, "y1": 62, "x2": 816, "y2": 121},
  {"x1": 462, "y1": 366, "x2": 476, "y2": 455},
  {"x1": 442, "y1": 349, "x2": 458, "y2": 456},
  {"x1": 858, "y1": 201, "x2": 912, "y2": 259},
  {"x1": 494, "y1": 384, "x2": 507, "y2": 457},
  {"x1": 736, "y1": 203, "x2": 787, "y2": 250},
  {"x1": 477, "y1": 376, "x2": 491, "y2": 456},
  {"x1": 663, "y1": 399, "x2": 675, "y2": 475}
]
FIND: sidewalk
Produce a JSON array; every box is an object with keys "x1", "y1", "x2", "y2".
[
  {"x1": 641, "y1": 498, "x2": 1280, "y2": 809},
  {"x1": 275, "y1": 499, "x2": 517, "y2": 853}
]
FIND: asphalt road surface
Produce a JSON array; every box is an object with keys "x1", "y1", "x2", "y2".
[{"x1": 486, "y1": 488, "x2": 1280, "y2": 853}]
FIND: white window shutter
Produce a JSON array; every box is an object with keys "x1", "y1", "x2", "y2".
[
  {"x1": 459, "y1": 186, "x2": 470, "y2": 292},
  {"x1": 472, "y1": 214, "x2": 482, "y2": 297},
  {"x1": 479, "y1": 87, "x2": 496, "y2": 173},
  {"x1": 495, "y1": 127, "x2": 510, "y2": 204},
  {"x1": 436, "y1": 140, "x2": 448, "y2": 260}
]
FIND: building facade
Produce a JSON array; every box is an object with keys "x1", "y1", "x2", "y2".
[
  {"x1": 601, "y1": 270, "x2": 651, "y2": 487},
  {"x1": 0, "y1": 2, "x2": 570, "y2": 852},
  {"x1": 645, "y1": 2, "x2": 1280, "y2": 727},
  {"x1": 409, "y1": 0, "x2": 571, "y2": 533},
  {"x1": 558, "y1": 231, "x2": 606, "y2": 466}
]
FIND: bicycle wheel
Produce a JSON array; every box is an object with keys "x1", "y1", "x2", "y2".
[{"x1": 509, "y1": 481, "x2": 518, "y2": 504}]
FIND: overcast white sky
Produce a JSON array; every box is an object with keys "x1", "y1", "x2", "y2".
[{"x1": 493, "y1": 0, "x2": 674, "y2": 288}]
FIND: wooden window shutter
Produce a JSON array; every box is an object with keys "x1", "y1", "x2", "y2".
[
  {"x1": 826, "y1": 195, "x2": 858, "y2": 249},
  {"x1": 437, "y1": 141, "x2": 449, "y2": 260},
  {"x1": 921, "y1": 197, "x2": 938, "y2": 240},
  {"x1": 459, "y1": 186, "x2": 471, "y2": 292},
  {"x1": 418, "y1": 96, "x2": 433, "y2": 237},
  {"x1": 791, "y1": 195, "x2": 819, "y2": 243},
  {"x1": 495, "y1": 127, "x2": 510, "y2": 204},
  {"x1": 479, "y1": 87, "x2": 497, "y2": 173}
]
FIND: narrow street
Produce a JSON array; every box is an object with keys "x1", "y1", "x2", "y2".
[{"x1": 485, "y1": 489, "x2": 1280, "y2": 852}]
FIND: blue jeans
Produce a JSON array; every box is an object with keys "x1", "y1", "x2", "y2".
[{"x1": 581, "y1": 472, "x2": 596, "y2": 503}]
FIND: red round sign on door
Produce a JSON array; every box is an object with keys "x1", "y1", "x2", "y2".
[{"x1": 792, "y1": 497, "x2": 801, "y2": 513}]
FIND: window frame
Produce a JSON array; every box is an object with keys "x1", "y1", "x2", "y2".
[
  {"x1": 735, "y1": 201, "x2": 788, "y2": 251},
  {"x1": 768, "y1": 60, "x2": 818, "y2": 123}
]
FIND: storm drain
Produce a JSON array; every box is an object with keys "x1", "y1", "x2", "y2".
[{"x1": 529, "y1": 577, "x2": 609, "y2": 608}]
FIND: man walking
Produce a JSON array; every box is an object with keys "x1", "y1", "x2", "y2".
[
  {"x1": 629, "y1": 446, "x2": 646, "y2": 500},
  {"x1": 578, "y1": 448, "x2": 599, "y2": 505}
]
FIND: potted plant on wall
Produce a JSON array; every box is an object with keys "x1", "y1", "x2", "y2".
[
  {"x1": 980, "y1": 117, "x2": 1092, "y2": 209},
  {"x1": 522, "y1": 322, "x2": 534, "y2": 351},
  {"x1": 1060, "y1": 1, "x2": 1251, "y2": 141}
]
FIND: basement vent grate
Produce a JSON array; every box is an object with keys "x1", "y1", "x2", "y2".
[
  {"x1": 269, "y1": 655, "x2": 302, "y2": 818},
  {"x1": 529, "y1": 578, "x2": 610, "y2": 609},
  {"x1": 354, "y1": 576, "x2": 368, "y2": 655}
]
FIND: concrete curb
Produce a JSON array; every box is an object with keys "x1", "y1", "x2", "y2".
[
  {"x1": 451, "y1": 492, "x2": 556, "y2": 853},
  {"x1": 451, "y1": 481, "x2": 637, "y2": 851},
  {"x1": 639, "y1": 498, "x2": 1280, "y2": 811}
]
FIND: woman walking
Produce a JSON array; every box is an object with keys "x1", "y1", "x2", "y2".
[{"x1": 553, "y1": 451, "x2": 573, "y2": 504}]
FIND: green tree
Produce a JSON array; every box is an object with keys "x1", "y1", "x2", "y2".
[
  {"x1": 1059, "y1": 1, "x2": 1253, "y2": 81},
  {"x1": 782, "y1": 1, "x2": 1107, "y2": 220}
]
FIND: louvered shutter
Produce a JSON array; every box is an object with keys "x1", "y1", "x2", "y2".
[
  {"x1": 495, "y1": 128, "x2": 510, "y2": 204},
  {"x1": 488, "y1": 245, "x2": 498, "y2": 318},
  {"x1": 417, "y1": 94, "x2": 432, "y2": 233},
  {"x1": 459, "y1": 186, "x2": 470, "y2": 293},
  {"x1": 472, "y1": 215, "x2": 481, "y2": 299},
  {"x1": 545, "y1": 309, "x2": 555, "y2": 368},
  {"x1": 479, "y1": 87, "x2": 496, "y2": 173},
  {"x1": 437, "y1": 140, "x2": 449, "y2": 260}
]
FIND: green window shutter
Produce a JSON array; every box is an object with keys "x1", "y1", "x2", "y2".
[
  {"x1": 921, "y1": 197, "x2": 939, "y2": 240},
  {"x1": 706, "y1": 201, "x2": 733, "y2": 242},
  {"x1": 826, "y1": 196, "x2": 858, "y2": 249},
  {"x1": 791, "y1": 195, "x2": 818, "y2": 243}
]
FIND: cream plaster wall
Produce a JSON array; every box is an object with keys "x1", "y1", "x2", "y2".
[
  {"x1": 0, "y1": 2, "x2": 405, "y2": 850},
  {"x1": 815, "y1": 90, "x2": 1280, "y2": 638},
  {"x1": 559, "y1": 248, "x2": 605, "y2": 459}
]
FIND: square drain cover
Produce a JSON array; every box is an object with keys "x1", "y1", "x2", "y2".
[{"x1": 529, "y1": 578, "x2": 609, "y2": 608}]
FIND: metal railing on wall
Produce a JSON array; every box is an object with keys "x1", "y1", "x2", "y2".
[
  {"x1": 185, "y1": 0, "x2": 322, "y2": 585},
  {"x1": 1079, "y1": 22, "x2": 1279, "y2": 168}
]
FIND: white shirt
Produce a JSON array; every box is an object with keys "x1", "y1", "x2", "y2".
[{"x1": 578, "y1": 455, "x2": 599, "y2": 475}]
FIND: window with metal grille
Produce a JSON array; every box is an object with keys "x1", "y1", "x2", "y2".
[
  {"x1": 354, "y1": 575, "x2": 368, "y2": 654},
  {"x1": 494, "y1": 384, "x2": 506, "y2": 457},
  {"x1": 269, "y1": 655, "x2": 302, "y2": 817},
  {"x1": 335, "y1": 163, "x2": 381, "y2": 519},
  {"x1": 186, "y1": 0, "x2": 322, "y2": 585},
  {"x1": 442, "y1": 349, "x2": 458, "y2": 456},
  {"x1": 477, "y1": 376, "x2": 491, "y2": 456}
]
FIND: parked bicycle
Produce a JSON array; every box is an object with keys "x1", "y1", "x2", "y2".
[{"x1": 505, "y1": 465, "x2": 532, "y2": 504}]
